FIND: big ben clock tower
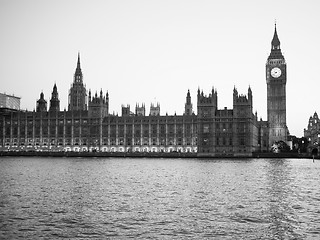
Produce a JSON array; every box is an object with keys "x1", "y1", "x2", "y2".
[{"x1": 266, "y1": 24, "x2": 288, "y2": 147}]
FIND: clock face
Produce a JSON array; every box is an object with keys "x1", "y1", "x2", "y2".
[{"x1": 271, "y1": 67, "x2": 281, "y2": 78}]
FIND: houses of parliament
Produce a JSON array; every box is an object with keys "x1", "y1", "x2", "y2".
[{"x1": 0, "y1": 25, "x2": 289, "y2": 156}]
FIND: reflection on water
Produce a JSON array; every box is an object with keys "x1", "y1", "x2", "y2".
[
  {"x1": 0, "y1": 157, "x2": 319, "y2": 239},
  {"x1": 265, "y1": 159, "x2": 320, "y2": 239},
  {"x1": 265, "y1": 159, "x2": 299, "y2": 239}
]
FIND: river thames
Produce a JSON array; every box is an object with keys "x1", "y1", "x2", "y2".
[{"x1": 0, "y1": 157, "x2": 319, "y2": 239}]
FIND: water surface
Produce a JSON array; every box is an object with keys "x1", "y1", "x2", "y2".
[{"x1": 0, "y1": 157, "x2": 319, "y2": 239}]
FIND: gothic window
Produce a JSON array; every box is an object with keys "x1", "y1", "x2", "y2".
[
  {"x1": 152, "y1": 138, "x2": 157, "y2": 145},
  {"x1": 134, "y1": 138, "x2": 140, "y2": 145},
  {"x1": 168, "y1": 124, "x2": 174, "y2": 135},
  {"x1": 58, "y1": 126, "x2": 63, "y2": 136},
  {"x1": 13, "y1": 127, "x2": 18, "y2": 137},
  {"x1": 135, "y1": 129, "x2": 141, "y2": 137},
  {"x1": 110, "y1": 125, "x2": 116, "y2": 137},
  {"x1": 126, "y1": 125, "x2": 132, "y2": 137},
  {"x1": 143, "y1": 125, "x2": 149, "y2": 137},
  {"x1": 27, "y1": 126, "x2": 33, "y2": 137},
  {"x1": 102, "y1": 125, "x2": 108, "y2": 136},
  {"x1": 152, "y1": 124, "x2": 157, "y2": 135},
  {"x1": 203, "y1": 124, "x2": 209, "y2": 133},
  {"x1": 66, "y1": 126, "x2": 72, "y2": 136},
  {"x1": 185, "y1": 124, "x2": 191, "y2": 135},
  {"x1": 74, "y1": 126, "x2": 80, "y2": 136},
  {"x1": 5, "y1": 127, "x2": 10, "y2": 136},
  {"x1": 20, "y1": 124, "x2": 25, "y2": 136},
  {"x1": 42, "y1": 124, "x2": 48, "y2": 136},
  {"x1": 160, "y1": 125, "x2": 166, "y2": 135},
  {"x1": 119, "y1": 125, "x2": 124, "y2": 137},
  {"x1": 50, "y1": 125, "x2": 56, "y2": 136}
]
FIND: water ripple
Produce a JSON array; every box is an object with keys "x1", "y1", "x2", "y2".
[{"x1": 0, "y1": 157, "x2": 319, "y2": 239}]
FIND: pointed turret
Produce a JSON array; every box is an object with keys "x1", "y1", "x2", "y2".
[
  {"x1": 74, "y1": 52, "x2": 83, "y2": 82},
  {"x1": 248, "y1": 86, "x2": 252, "y2": 105},
  {"x1": 184, "y1": 89, "x2": 193, "y2": 115},
  {"x1": 53, "y1": 83, "x2": 57, "y2": 93},
  {"x1": 49, "y1": 83, "x2": 60, "y2": 112},
  {"x1": 186, "y1": 89, "x2": 191, "y2": 104},
  {"x1": 233, "y1": 86, "x2": 238, "y2": 95},
  {"x1": 248, "y1": 86, "x2": 252, "y2": 96},
  {"x1": 271, "y1": 24, "x2": 280, "y2": 50},
  {"x1": 36, "y1": 91, "x2": 47, "y2": 112},
  {"x1": 88, "y1": 88, "x2": 109, "y2": 117},
  {"x1": 268, "y1": 24, "x2": 284, "y2": 60},
  {"x1": 76, "y1": 53, "x2": 81, "y2": 72}
]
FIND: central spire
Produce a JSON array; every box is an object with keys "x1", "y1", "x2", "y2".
[
  {"x1": 74, "y1": 52, "x2": 83, "y2": 82},
  {"x1": 77, "y1": 52, "x2": 81, "y2": 70},
  {"x1": 268, "y1": 23, "x2": 284, "y2": 60},
  {"x1": 271, "y1": 23, "x2": 280, "y2": 50}
]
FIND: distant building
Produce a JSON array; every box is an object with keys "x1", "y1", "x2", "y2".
[
  {"x1": 304, "y1": 112, "x2": 320, "y2": 152},
  {"x1": 0, "y1": 25, "x2": 290, "y2": 156},
  {"x1": 0, "y1": 93, "x2": 20, "y2": 111}
]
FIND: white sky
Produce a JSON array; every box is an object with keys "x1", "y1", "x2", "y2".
[{"x1": 1, "y1": 0, "x2": 319, "y2": 137}]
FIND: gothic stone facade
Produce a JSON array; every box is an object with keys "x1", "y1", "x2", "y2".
[
  {"x1": 0, "y1": 25, "x2": 288, "y2": 156},
  {"x1": 304, "y1": 112, "x2": 320, "y2": 152}
]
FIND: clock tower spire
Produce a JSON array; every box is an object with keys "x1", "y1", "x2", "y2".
[
  {"x1": 266, "y1": 24, "x2": 288, "y2": 147},
  {"x1": 268, "y1": 23, "x2": 284, "y2": 60}
]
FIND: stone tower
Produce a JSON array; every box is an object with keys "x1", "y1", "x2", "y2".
[
  {"x1": 36, "y1": 92, "x2": 47, "y2": 112},
  {"x1": 49, "y1": 83, "x2": 60, "y2": 112},
  {"x1": 135, "y1": 103, "x2": 146, "y2": 116},
  {"x1": 68, "y1": 53, "x2": 87, "y2": 111},
  {"x1": 149, "y1": 103, "x2": 160, "y2": 116},
  {"x1": 88, "y1": 89, "x2": 109, "y2": 118},
  {"x1": 266, "y1": 24, "x2": 288, "y2": 146},
  {"x1": 184, "y1": 89, "x2": 193, "y2": 115},
  {"x1": 197, "y1": 88, "x2": 218, "y2": 155},
  {"x1": 233, "y1": 86, "x2": 254, "y2": 154}
]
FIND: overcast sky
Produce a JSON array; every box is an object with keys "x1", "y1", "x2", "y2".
[{"x1": 1, "y1": 0, "x2": 319, "y2": 137}]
